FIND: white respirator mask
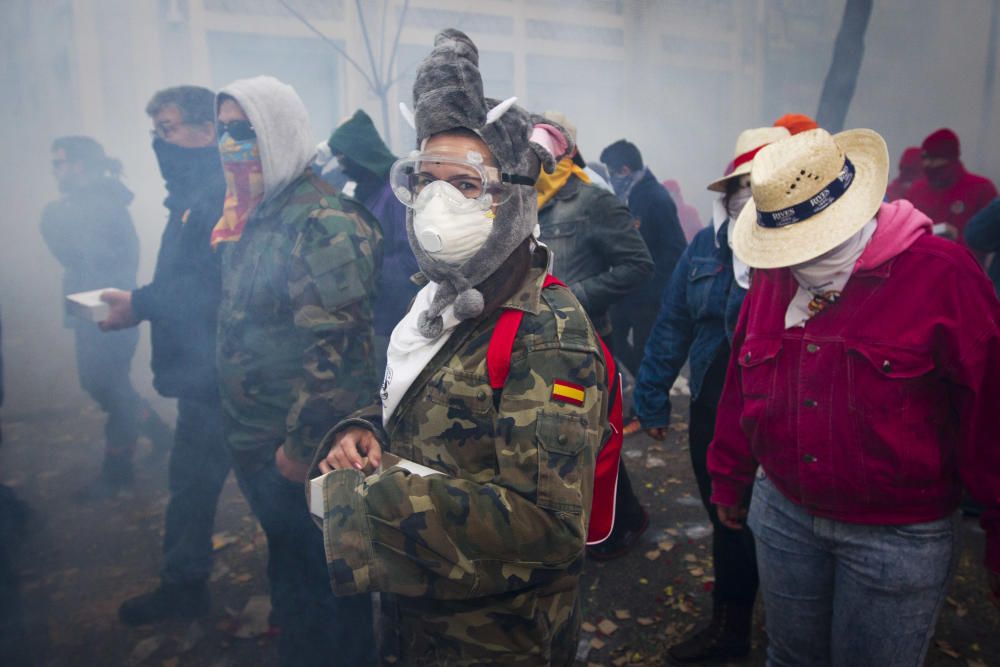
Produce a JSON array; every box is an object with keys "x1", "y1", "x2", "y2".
[{"x1": 411, "y1": 179, "x2": 495, "y2": 266}]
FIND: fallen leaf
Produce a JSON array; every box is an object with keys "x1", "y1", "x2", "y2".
[
  {"x1": 644, "y1": 550, "x2": 661, "y2": 561},
  {"x1": 657, "y1": 540, "x2": 675, "y2": 552},
  {"x1": 597, "y1": 619, "x2": 619, "y2": 635},
  {"x1": 689, "y1": 567, "x2": 705, "y2": 577},
  {"x1": 233, "y1": 573, "x2": 253, "y2": 584},
  {"x1": 162, "y1": 659, "x2": 179, "y2": 667},
  {"x1": 613, "y1": 609, "x2": 631, "y2": 620},
  {"x1": 666, "y1": 528, "x2": 680, "y2": 536},
  {"x1": 638, "y1": 577, "x2": 649, "y2": 585},
  {"x1": 212, "y1": 532, "x2": 239, "y2": 551},
  {"x1": 683, "y1": 554, "x2": 697, "y2": 563},
  {"x1": 966, "y1": 659, "x2": 987, "y2": 667},
  {"x1": 590, "y1": 637, "x2": 606, "y2": 650},
  {"x1": 127, "y1": 636, "x2": 163, "y2": 666},
  {"x1": 936, "y1": 640, "x2": 961, "y2": 659},
  {"x1": 581, "y1": 622, "x2": 597, "y2": 633},
  {"x1": 612, "y1": 657, "x2": 629, "y2": 667},
  {"x1": 636, "y1": 617, "x2": 655, "y2": 626},
  {"x1": 645, "y1": 456, "x2": 667, "y2": 468}
]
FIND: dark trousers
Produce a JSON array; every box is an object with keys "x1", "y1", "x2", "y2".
[
  {"x1": 690, "y1": 348, "x2": 758, "y2": 606},
  {"x1": 160, "y1": 398, "x2": 231, "y2": 585},
  {"x1": 73, "y1": 324, "x2": 170, "y2": 468},
  {"x1": 234, "y1": 458, "x2": 374, "y2": 667},
  {"x1": 610, "y1": 303, "x2": 658, "y2": 379}
]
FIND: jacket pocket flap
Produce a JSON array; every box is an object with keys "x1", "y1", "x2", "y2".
[
  {"x1": 688, "y1": 259, "x2": 724, "y2": 281},
  {"x1": 542, "y1": 220, "x2": 581, "y2": 238},
  {"x1": 737, "y1": 337, "x2": 782, "y2": 369},
  {"x1": 535, "y1": 411, "x2": 588, "y2": 456},
  {"x1": 848, "y1": 344, "x2": 935, "y2": 378},
  {"x1": 304, "y1": 239, "x2": 358, "y2": 277}
]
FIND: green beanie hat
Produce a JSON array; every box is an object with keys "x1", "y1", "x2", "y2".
[{"x1": 327, "y1": 109, "x2": 397, "y2": 178}]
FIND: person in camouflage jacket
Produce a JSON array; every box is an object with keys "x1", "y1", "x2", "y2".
[
  {"x1": 316, "y1": 247, "x2": 608, "y2": 666},
  {"x1": 213, "y1": 76, "x2": 382, "y2": 666},
  {"x1": 314, "y1": 30, "x2": 610, "y2": 666}
]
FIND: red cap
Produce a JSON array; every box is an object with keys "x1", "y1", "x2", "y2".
[
  {"x1": 773, "y1": 113, "x2": 819, "y2": 135},
  {"x1": 921, "y1": 128, "x2": 960, "y2": 160}
]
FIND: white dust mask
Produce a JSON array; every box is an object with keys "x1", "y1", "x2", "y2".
[{"x1": 411, "y1": 179, "x2": 495, "y2": 266}]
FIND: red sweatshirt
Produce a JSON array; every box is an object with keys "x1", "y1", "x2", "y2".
[
  {"x1": 907, "y1": 162, "x2": 998, "y2": 240},
  {"x1": 708, "y1": 201, "x2": 1000, "y2": 572}
]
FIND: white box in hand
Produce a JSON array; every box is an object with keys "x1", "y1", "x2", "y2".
[
  {"x1": 65, "y1": 289, "x2": 114, "y2": 323},
  {"x1": 309, "y1": 454, "x2": 445, "y2": 518}
]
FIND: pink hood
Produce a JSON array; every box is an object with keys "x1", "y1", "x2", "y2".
[{"x1": 855, "y1": 200, "x2": 932, "y2": 272}]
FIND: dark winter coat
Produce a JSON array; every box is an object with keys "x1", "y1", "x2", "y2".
[
  {"x1": 40, "y1": 177, "x2": 139, "y2": 326},
  {"x1": 622, "y1": 169, "x2": 687, "y2": 308},
  {"x1": 131, "y1": 145, "x2": 227, "y2": 400},
  {"x1": 964, "y1": 197, "x2": 1000, "y2": 296},
  {"x1": 634, "y1": 221, "x2": 746, "y2": 429},
  {"x1": 538, "y1": 175, "x2": 653, "y2": 336}
]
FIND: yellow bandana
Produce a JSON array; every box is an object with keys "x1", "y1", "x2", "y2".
[{"x1": 535, "y1": 157, "x2": 591, "y2": 208}]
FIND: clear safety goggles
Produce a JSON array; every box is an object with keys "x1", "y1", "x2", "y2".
[{"x1": 389, "y1": 151, "x2": 535, "y2": 209}]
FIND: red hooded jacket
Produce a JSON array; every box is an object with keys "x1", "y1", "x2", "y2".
[{"x1": 708, "y1": 201, "x2": 1000, "y2": 573}]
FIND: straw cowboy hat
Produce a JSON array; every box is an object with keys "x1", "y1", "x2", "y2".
[
  {"x1": 707, "y1": 126, "x2": 791, "y2": 192},
  {"x1": 731, "y1": 128, "x2": 889, "y2": 269}
]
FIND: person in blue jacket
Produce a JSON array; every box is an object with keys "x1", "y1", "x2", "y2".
[{"x1": 633, "y1": 126, "x2": 788, "y2": 664}]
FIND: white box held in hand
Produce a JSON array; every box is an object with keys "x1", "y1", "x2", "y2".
[
  {"x1": 309, "y1": 453, "x2": 446, "y2": 518},
  {"x1": 65, "y1": 288, "x2": 115, "y2": 323}
]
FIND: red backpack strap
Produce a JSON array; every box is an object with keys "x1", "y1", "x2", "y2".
[{"x1": 487, "y1": 274, "x2": 566, "y2": 389}]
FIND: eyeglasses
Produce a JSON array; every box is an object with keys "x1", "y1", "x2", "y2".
[{"x1": 217, "y1": 120, "x2": 256, "y2": 141}]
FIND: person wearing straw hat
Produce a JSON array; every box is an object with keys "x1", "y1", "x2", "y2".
[
  {"x1": 708, "y1": 127, "x2": 1000, "y2": 665},
  {"x1": 634, "y1": 125, "x2": 788, "y2": 664}
]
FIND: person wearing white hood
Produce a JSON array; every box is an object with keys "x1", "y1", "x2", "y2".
[
  {"x1": 633, "y1": 126, "x2": 788, "y2": 663},
  {"x1": 212, "y1": 76, "x2": 382, "y2": 666}
]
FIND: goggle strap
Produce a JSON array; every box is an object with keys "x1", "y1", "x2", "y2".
[{"x1": 502, "y1": 173, "x2": 536, "y2": 187}]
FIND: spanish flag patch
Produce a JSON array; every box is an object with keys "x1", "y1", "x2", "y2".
[{"x1": 551, "y1": 379, "x2": 586, "y2": 407}]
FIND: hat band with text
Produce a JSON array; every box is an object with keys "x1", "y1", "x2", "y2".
[{"x1": 756, "y1": 158, "x2": 856, "y2": 229}]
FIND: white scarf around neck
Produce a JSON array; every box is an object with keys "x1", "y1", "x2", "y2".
[
  {"x1": 382, "y1": 282, "x2": 461, "y2": 422},
  {"x1": 784, "y1": 218, "x2": 877, "y2": 329},
  {"x1": 712, "y1": 196, "x2": 751, "y2": 289}
]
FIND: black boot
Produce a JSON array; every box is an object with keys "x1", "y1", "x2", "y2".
[
  {"x1": 74, "y1": 457, "x2": 134, "y2": 501},
  {"x1": 667, "y1": 602, "x2": 753, "y2": 663},
  {"x1": 118, "y1": 582, "x2": 210, "y2": 626}
]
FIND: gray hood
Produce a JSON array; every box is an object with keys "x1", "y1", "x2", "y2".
[{"x1": 218, "y1": 75, "x2": 315, "y2": 202}]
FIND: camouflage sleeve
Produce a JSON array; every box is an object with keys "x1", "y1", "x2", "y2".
[
  {"x1": 320, "y1": 346, "x2": 606, "y2": 599},
  {"x1": 282, "y1": 205, "x2": 382, "y2": 465}
]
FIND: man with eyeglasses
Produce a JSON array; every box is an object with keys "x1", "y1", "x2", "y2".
[
  {"x1": 211, "y1": 76, "x2": 381, "y2": 667},
  {"x1": 101, "y1": 86, "x2": 231, "y2": 626}
]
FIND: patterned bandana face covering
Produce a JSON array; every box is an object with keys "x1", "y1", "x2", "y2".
[{"x1": 211, "y1": 133, "x2": 264, "y2": 247}]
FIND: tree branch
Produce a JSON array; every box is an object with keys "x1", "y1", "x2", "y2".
[
  {"x1": 276, "y1": 0, "x2": 376, "y2": 92},
  {"x1": 385, "y1": 0, "x2": 410, "y2": 90},
  {"x1": 354, "y1": 0, "x2": 383, "y2": 91}
]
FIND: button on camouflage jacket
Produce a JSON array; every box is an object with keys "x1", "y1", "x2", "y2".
[
  {"x1": 217, "y1": 170, "x2": 382, "y2": 470},
  {"x1": 316, "y1": 250, "x2": 609, "y2": 666}
]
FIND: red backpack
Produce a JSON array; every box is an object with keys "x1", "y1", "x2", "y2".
[{"x1": 486, "y1": 274, "x2": 623, "y2": 545}]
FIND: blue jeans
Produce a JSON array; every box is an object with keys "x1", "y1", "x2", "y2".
[
  {"x1": 161, "y1": 398, "x2": 231, "y2": 585},
  {"x1": 234, "y1": 457, "x2": 374, "y2": 667},
  {"x1": 747, "y1": 473, "x2": 958, "y2": 667}
]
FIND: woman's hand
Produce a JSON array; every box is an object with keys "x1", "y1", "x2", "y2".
[
  {"x1": 715, "y1": 503, "x2": 748, "y2": 530},
  {"x1": 319, "y1": 427, "x2": 382, "y2": 475}
]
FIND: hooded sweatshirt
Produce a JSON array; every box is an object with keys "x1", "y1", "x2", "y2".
[
  {"x1": 215, "y1": 76, "x2": 383, "y2": 469},
  {"x1": 219, "y1": 76, "x2": 316, "y2": 205}
]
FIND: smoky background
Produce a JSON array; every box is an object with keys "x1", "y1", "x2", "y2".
[{"x1": 0, "y1": 0, "x2": 998, "y2": 419}]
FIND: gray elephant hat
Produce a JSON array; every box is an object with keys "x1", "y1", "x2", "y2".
[{"x1": 404, "y1": 28, "x2": 574, "y2": 338}]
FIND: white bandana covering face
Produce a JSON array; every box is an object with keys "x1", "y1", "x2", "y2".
[
  {"x1": 712, "y1": 193, "x2": 752, "y2": 289},
  {"x1": 784, "y1": 218, "x2": 877, "y2": 328},
  {"x1": 381, "y1": 282, "x2": 462, "y2": 422}
]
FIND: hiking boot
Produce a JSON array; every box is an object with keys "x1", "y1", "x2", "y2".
[
  {"x1": 586, "y1": 505, "x2": 649, "y2": 561},
  {"x1": 74, "y1": 458, "x2": 134, "y2": 501},
  {"x1": 118, "y1": 582, "x2": 210, "y2": 626},
  {"x1": 667, "y1": 602, "x2": 753, "y2": 663}
]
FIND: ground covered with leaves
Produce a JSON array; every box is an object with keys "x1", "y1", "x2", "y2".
[{"x1": 2, "y1": 393, "x2": 997, "y2": 666}]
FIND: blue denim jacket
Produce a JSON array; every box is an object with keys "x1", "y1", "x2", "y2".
[{"x1": 634, "y1": 221, "x2": 746, "y2": 428}]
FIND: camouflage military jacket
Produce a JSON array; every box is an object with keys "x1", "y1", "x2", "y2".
[
  {"x1": 317, "y1": 250, "x2": 609, "y2": 666},
  {"x1": 217, "y1": 170, "x2": 382, "y2": 470}
]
